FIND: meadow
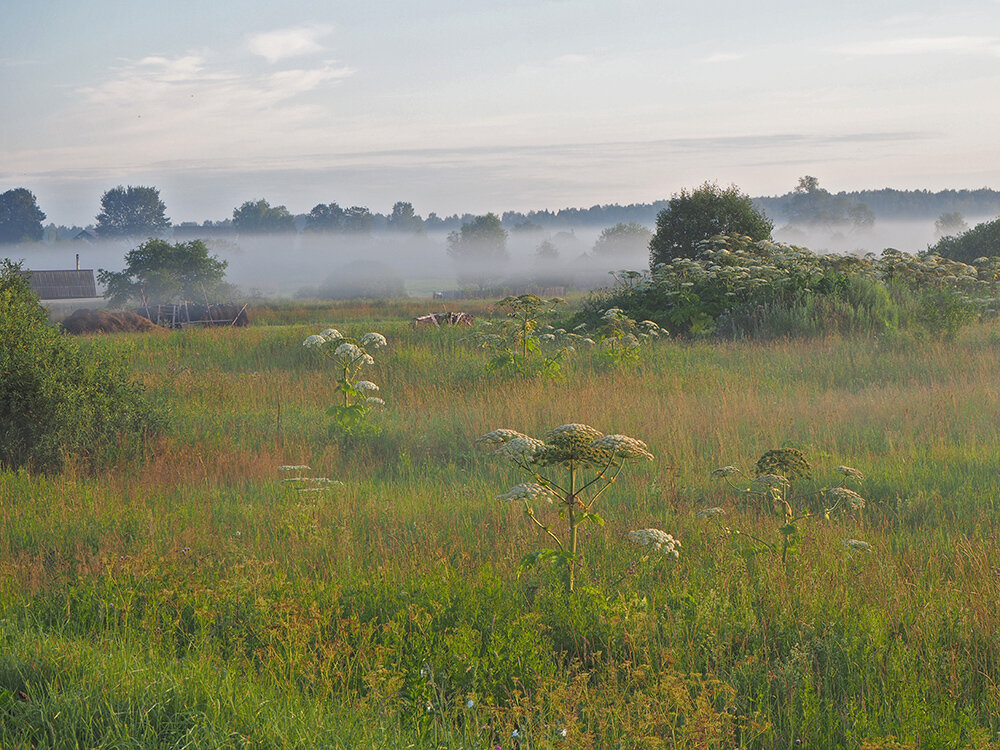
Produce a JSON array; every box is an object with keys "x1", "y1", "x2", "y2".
[{"x1": 2, "y1": 297, "x2": 1000, "y2": 748}]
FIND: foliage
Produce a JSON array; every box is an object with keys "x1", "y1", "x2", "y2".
[
  {"x1": 305, "y1": 202, "x2": 346, "y2": 232},
  {"x1": 479, "y1": 424, "x2": 658, "y2": 592},
  {"x1": 929, "y1": 216, "x2": 1000, "y2": 263},
  {"x1": 709, "y1": 450, "x2": 866, "y2": 563},
  {"x1": 592, "y1": 307, "x2": 667, "y2": 368},
  {"x1": 586, "y1": 234, "x2": 988, "y2": 339},
  {"x1": 446, "y1": 213, "x2": 508, "y2": 289},
  {"x1": 95, "y1": 185, "x2": 170, "y2": 238},
  {"x1": 232, "y1": 199, "x2": 295, "y2": 234},
  {"x1": 591, "y1": 221, "x2": 652, "y2": 257},
  {"x1": 97, "y1": 239, "x2": 229, "y2": 307},
  {"x1": 934, "y1": 211, "x2": 968, "y2": 238},
  {"x1": 0, "y1": 188, "x2": 46, "y2": 244},
  {"x1": 782, "y1": 176, "x2": 875, "y2": 230},
  {"x1": 386, "y1": 201, "x2": 423, "y2": 233},
  {"x1": 303, "y1": 328, "x2": 387, "y2": 437},
  {"x1": 463, "y1": 294, "x2": 586, "y2": 379},
  {"x1": 0, "y1": 260, "x2": 163, "y2": 472},
  {"x1": 649, "y1": 182, "x2": 773, "y2": 266}
]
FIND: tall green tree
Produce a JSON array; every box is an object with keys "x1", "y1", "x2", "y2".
[
  {"x1": 930, "y1": 217, "x2": 1000, "y2": 263},
  {"x1": 232, "y1": 199, "x2": 295, "y2": 234},
  {"x1": 785, "y1": 176, "x2": 874, "y2": 229},
  {"x1": 649, "y1": 183, "x2": 773, "y2": 267},
  {"x1": 447, "y1": 213, "x2": 509, "y2": 289},
  {"x1": 343, "y1": 206, "x2": 375, "y2": 235},
  {"x1": 386, "y1": 201, "x2": 423, "y2": 233},
  {"x1": 0, "y1": 188, "x2": 47, "y2": 243},
  {"x1": 305, "y1": 202, "x2": 346, "y2": 232},
  {"x1": 592, "y1": 222, "x2": 652, "y2": 257},
  {"x1": 95, "y1": 185, "x2": 170, "y2": 238},
  {"x1": 97, "y1": 238, "x2": 229, "y2": 307}
]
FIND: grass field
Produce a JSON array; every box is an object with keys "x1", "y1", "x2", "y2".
[{"x1": 2, "y1": 299, "x2": 1000, "y2": 748}]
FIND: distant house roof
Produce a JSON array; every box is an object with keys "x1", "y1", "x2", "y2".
[
  {"x1": 20, "y1": 269, "x2": 98, "y2": 300},
  {"x1": 73, "y1": 229, "x2": 99, "y2": 243}
]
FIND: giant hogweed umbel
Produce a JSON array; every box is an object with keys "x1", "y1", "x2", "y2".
[
  {"x1": 479, "y1": 423, "x2": 655, "y2": 593},
  {"x1": 304, "y1": 328, "x2": 387, "y2": 436}
]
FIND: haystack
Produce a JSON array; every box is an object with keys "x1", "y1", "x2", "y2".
[{"x1": 61, "y1": 309, "x2": 167, "y2": 335}]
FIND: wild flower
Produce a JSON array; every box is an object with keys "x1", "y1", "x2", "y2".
[
  {"x1": 466, "y1": 699, "x2": 475, "y2": 709},
  {"x1": 834, "y1": 465, "x2": 865, "y2": 482},
  {"x1": 498, "y1": 482, "x2": 556, "y2": 504},
  {"x1": 592, "y1": 434, "x2": 654, "y2": 460},
  {"x1": 302, "y1": 334, "x2": 325, "y2": 349},
  {"x1": 319, "y1": 328, "x2": 343, "y2": 341},
  {"x1": 843, "y1": 539, "x2": 872, "y2": 552},
  {"x1": 354, "y1": 381, "x2": 379, "y2": 393},
  {"x1": 481, "y1": 422, "x2": 654, "y2": 592},
  {"x1": 827, "y1": 486, "x2": 866, "y2": 511},
  {"x1": 696, "y1": 506, "x2": 726, "y2": 518},
  {"x1": 364, "y1": 397, "x2": 386, "y2": 406},
  {"x1": 360, "y1": 332, "x2": 387, "y2": 349},
  {"x1": 710, "y1": 465, "x2": 741, "y2": 478},
  {"x1": 278, "y1": 465, "x2": 310, "y2": 472},
  {"x1": 750, "y1": 473, "x2": 790, "y2": 491},
  {"x1": 628, "y1": 528, "x2": 681, "y2": 558},
  {"x1": 496, "y1": 435, "x2": 546, "y2": 462}
]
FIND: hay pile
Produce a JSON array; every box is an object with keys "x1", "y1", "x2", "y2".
[{"x1": 62, "y1": 309, "x2": 167, "y2": 335}]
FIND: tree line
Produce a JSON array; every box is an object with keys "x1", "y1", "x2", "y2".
[{"x1": 5, "y1": 179, "x2": 1000, "y2": 247}]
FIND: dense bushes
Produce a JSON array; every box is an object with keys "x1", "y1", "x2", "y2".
[
  {"x1": 582, "y1": 235, "x2": 993, "y2": 340},
  {"x1": 929, "y1": 216, "x2": 1000, "y2": 263},
  {"x1": 0, "y1": 261, "x2": 164, "y2": 472}
]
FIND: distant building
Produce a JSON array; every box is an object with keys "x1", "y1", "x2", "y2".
[
  {"x1": 20, "y1": 268, "x2": 98, "y2": 299},
  {"x1": 72, "y1": 229, "x2": 99, "y2": 243}
]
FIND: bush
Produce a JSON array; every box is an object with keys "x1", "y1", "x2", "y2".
[
  {"x1": 0, "y1": 261, "x2": 164, "y2": 472},
  {"x1": 929, "y1": 217, "x2": 1000, "y2": 263}
]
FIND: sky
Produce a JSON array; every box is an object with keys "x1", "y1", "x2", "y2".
[{"x1": 3, "y1": 0, "x2": 1000, "y2": 227}]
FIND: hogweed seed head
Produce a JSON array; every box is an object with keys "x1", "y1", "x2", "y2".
[
  {"x1": 477, "y1": 428, "x2": 531, "y2": 446},
  {"x1": 696, "y1": 507, "x2": 726, "y2": 518},
  {"x1": 711, "y1": 465, "x2": 741, "y2": 478},
  {"x1": 496, "y1": 435, "x2": 545, "y2": 462},
  {"x1": 751, "y1": 473, "x2": 790, "y2": 491},
  {"x1": 360, "y1": 332, "x2": 388, "y2": 349},
  {"x1": 355, "y1": 381, "x2": 380, "y2": 393},
  {"x1": 834, "y1": 465, "x2": 865, "y2": 482},
  {"x1": 303, "y1": 334, "x2": 325, "y2": 349}
]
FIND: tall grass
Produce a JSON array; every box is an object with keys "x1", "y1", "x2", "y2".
[{"x1": 2, "y1": 302, "x2": 1000, "y2": 747}]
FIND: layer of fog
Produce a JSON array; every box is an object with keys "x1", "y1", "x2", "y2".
[{"x1": 7, "y1": 216, "x2": 990, "y2": 304}]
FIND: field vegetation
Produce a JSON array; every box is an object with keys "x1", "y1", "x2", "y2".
[{"x1": 2, "y1": 269, "x2": 1000, "y2": 747}]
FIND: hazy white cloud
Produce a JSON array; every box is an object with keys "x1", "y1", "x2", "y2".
[
  {"x1": 247, "y1": 24, "x2": 332, "y2": 63},
  {"x1": 839, "y1": 36, "x2": 1000, "y2": 56}
]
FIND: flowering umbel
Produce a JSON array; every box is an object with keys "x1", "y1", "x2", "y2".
[
  {"x1": 304, "y1": 327, "x2": 387, "y2": 436},
  {"x1": 479, "y1": 423, "x2": 654, "y2": 592}
]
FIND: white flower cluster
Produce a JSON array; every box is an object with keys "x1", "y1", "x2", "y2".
[
  {"x1": 498, "y1": 483, "x2": 556, "y2": 504},
  {"x1": 710, "y1": 465, "x2": 741, "y2": 478},
  {"x1": 696, "y1": 506, "x2": 726, "y2": 518},
  {"x1": 360, "y1": 332, "x2": 388, "y2": 349},
  {"x1": 751, "y1": 473, "x2": 790, "y2": 491},
  {"x1": 496, "y1": 435, "x2": 546, "y2": 462},
  {"x1": 627, "y1": 528, "x2": 681, "y2": 558},
  {"x1": 827, "y1": 486, "x2": 866, "y2": 511},
  {"x1": 843, "y1": 539, "x2": 872, "y2": 552},
  {"x1": 355, "y1": 381, "x2": 379, "y2": 394},
  {"x1": 592, "y1": 434, "x2": 654, "y2": 460},
  {"x1": 834, "y1": 465, "x2": 865, "y2": 482},
  {"x1": 332, "y1": 342, "x2": 374, "y2": 366},
  {"x1": 477, "y1": 428, "x2": 531, "y2": 446}
]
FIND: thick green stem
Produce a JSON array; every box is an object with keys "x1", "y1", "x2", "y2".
[{"x1": 567, "y1": 462, "x2": 577, "y2": 593}]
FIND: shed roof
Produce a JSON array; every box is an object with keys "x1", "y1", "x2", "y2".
[{"x1": 20, "y1": 269, "x2": 98, "y2": 300}]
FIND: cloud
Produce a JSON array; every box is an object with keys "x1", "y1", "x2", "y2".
[
  {"x1": 247, "y1": 24, "x2": 333, "y2": 63},
  {"x1": 839, "y1": 36, "x2": 1000, "y2": 57}
]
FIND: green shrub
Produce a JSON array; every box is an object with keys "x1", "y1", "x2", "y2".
[{"x1": 0, "y1": 261, "x2": 164, "y2": 472}]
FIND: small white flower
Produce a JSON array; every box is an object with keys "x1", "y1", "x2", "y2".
[
  {"x1": 355, "y1": 381, "x2": 379, "y2": 393},
  {"x1": 496, "y1": 435, "x2": 545, "y2": 462},
  {"x1": 592, "y1": 434, "x2": 654, "y2": 460},
  {"x1": 559, "y1": 728, "x2": 567, "y2": 738},
  {"x1": 364, "y1": 397, "x2": 386, "y2": 406},
  {"x1": 466, "y1": 699, "x2": 475, "y2": 708},
  {"x1": 843, "y1": 539, "x2": 872, "y2": 552},
  {"x1": 696, "y1": 507, "x2": 726, "y2": 518},
  {"x1": 498, "y1": 483, "x2": 555, "y2": 504},
  {"x1": 512, "y1": 729, "x2": 520, "y2": 738},
  {"x1": 319, "y1": 328, "x2": 342, "y2": 341}
]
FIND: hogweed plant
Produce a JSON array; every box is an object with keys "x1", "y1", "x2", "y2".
[
  {"x1": 595, "y1": 308, "x2": 668, "y2": 369},
  {"x1": 479, "y1": 423, "x2": 654, "y2": 593},
  {"x1": 706, "y1": 449, "x2": 869, "y2": 563},
  {"x1": 464, "y1": 295, "x2": 589, "y2": 380},
  {"x1": 303, "y1": 328, "x2": 387, "y2": 436}
]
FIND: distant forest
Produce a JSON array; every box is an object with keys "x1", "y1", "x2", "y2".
[{"x1": 28, "y1": 184, "x2": 1000, "y2": 242}]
